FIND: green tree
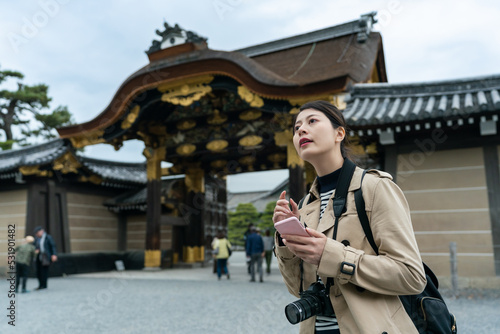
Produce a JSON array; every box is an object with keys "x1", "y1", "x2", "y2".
[
  {"x1": 259, "y1": 201, "x2": 276, "y2": 232},
  {"x1": 227, "y1": 203, "x2": 260, "y2": 247},
  {"x1": 0, "y1": 66, "x2": 74, "y2": 150}
]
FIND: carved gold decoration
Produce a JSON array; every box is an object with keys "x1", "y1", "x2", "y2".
[
  {"x1": 111, "y1": 138, "x2": 123, "y2": 151},
  {"x1": 185, "y1": 167, "x2": 204, "y2": 193},
  {"x1": 288, "y1": 141, "x2": 304, "y2": 168},
  {"x1": 158, "y1": 75, "x2": 214, "y2": 107},
  {"x1": 237, "y1": 86, "x2": 264, "y2": 108},
  {"x1": 144, "y1": 250, "x2": 161, "y2": 267},
  {"x1": 53, "y1": 152, "x2": 81, "y2": 174},
  {"x1": 289, "y1": 107, "x2": 300, "y2": 115},
  {"x1": 207, "y1": 109, "x2": 227, "y2": 125},
  {"x1": 332, "y1": 94, "x2": 347, "y2": 110},
  {"x1": 19, "y1": 166, "x2": 52, "y2": 177},
  {"x1": 239, "y1": 135, "x2": 262, "y2": 147},
  {"x1": 78, "y1": 175, "x2": 102, "y2": 185},
  {"x1": 206, "y1": 139, "x2": 228, "y2": 152},
  {"x1": 274, "y1": 130, "x2": 292, "y2": 147},
  {"x1": 365, "y1": 142, "x2": 378, "y2": 155},
  {"x1": 176, "y1": 144, "x2": 196, "y2": 156},
  {"x1": 239, "y1": 109, "x2": 262, "y2": 121},
  {"x1": 69, "y1": 130, "x2": 105, "y2": 149},
  {"x1": 177, "y1": 119, "x2": 196, "y2": 130},
  {"x1": 121, "y1": 105, "x2": 140, "y2": 129},
  {"x1": 210, "y1": 160, "x2": 227, "y2": 169}
]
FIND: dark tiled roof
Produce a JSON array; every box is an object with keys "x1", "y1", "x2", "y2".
[
  {"x1": 79, "y1": 156, "x2": 146, "y2": 186},
  {"x1": 0, "y1": 139, "x2": 69, "y2": 173},
  {"x1": 343, "y1": 74, "x2": 500, "y2": 127},
  {"x1": 0, "y1": 139, "x2": 146, "y2": 187},
  {"x1": 105, "y1": 176, "x2": 184, "y2": 211},
  {"x1": 227, "y1": 178, "x2": 288, "y2": 212}
]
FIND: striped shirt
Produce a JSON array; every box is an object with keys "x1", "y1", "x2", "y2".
[{"x1": 315, "y1": 168, "x2": 341, "y2": 333}]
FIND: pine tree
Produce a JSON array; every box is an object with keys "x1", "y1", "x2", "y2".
[
  {"x1": 0, "y1": 66, "x2": 73, "y2": 150},
  {"x1": 227, "y1": 203, "x2": 260, "y2": 247},
  {"x1": 259, "y1": 201, "x2": 276, "y2": 232}
]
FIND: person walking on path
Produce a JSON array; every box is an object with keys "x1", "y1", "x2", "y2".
[
  {"x1": 246, "y1": 226, "x2": 265, "y2": 282},
  {"x1": 262, "y1": 228, "x2": 274, "y2": 274},
  {"x1": 15, "y1": 235, "x2": 36, "y2": 293},
  {"x1": 243, "y1": 223, "x2": 254, "y2": 274},
  {"x1": 33, "y1": 226, "x2": 58, "y2": 290},
  {"x1": 213, "y1": 231, "x2": 231, "y2": 280}
]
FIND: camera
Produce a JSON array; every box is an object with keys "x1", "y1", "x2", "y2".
[{"x1": 284, "y1": 281, "x2": 334, "y2": 325}]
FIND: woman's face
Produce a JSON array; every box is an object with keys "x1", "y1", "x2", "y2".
[{"x1": 293, "y1": 108, "x2": 344, "y2": 162}]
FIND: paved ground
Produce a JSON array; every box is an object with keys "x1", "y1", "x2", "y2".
[{"x1": 0, "y1": 251, "x2": 498, "y2": 334}]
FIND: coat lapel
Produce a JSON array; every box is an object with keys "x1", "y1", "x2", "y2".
[{"x1": 303, "y1": 167, "x2": 365, "y2": 234}]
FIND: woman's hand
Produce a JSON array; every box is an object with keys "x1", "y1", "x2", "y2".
[
  {"x1": 273, "y1": 191, "x2": 299, "y2": 224},
  {"x1": 281, "y1": 228, "x2": 327, "y2": 266}
]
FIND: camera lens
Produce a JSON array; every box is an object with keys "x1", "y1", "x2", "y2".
[
  {"x1": 285, "y1": 302, "x2": 302, "y2": 325},
  {"x1": 284, "y1": 296, "x2": 321, "y2": 324}
]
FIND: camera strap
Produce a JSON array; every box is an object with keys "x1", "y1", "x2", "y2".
[{"x1": 298, "y1": 159, "x2": 356, "y2": 294}]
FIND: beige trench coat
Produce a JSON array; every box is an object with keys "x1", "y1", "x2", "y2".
[{"x1": 275, "y1": 167, "x2": 426, "y2": 334}]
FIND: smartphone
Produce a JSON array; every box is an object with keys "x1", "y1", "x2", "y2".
[{"x1": 275, "y1": 217, "x2": 310, "y2": 237}]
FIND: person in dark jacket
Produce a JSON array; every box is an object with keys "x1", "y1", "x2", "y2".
[
  {"x1": 246, "y1": 226, "x2": 265, "y2": 282},
  {"x1": 33, "y1": 226, "x2": 58, "y2": 290}
]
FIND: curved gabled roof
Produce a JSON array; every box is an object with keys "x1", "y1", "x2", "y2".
[{"x1": 57, "y1": 15, "x2": 386, "y2": 139}]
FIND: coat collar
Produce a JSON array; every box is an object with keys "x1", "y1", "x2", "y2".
[
  {"x1": 307, "y1": 166, "x2": 364, "y2": 200},
  {"x1": 301, "y1": 166, "x2": 365, "y2": 233}
]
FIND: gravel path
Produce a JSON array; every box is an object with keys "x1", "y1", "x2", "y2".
[{"x1": 1, "y1": 252, "x2": 498, "y2": 333}]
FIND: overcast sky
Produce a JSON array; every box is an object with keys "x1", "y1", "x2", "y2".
[{"x1": 1, "y1": 0, "x2": 500, "y2": 192}]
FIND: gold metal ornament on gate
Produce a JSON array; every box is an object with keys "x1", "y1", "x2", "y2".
[
  {"x1": 158, "y1": 76, "x2": 214, "y2": 107},
  {"x1": 176, "y1": 144, "x2": 197, "y2": 156},
  {"x1": 239, "y1": 110, "x2": 262, "y2": 121},
  {"x1": 177, "y1": 119, "x2": 196, "y2": 130},
  {"x1": 206, "y1": 139, "x2": 228, "y2": 152},
  {"x1": 239, "y1": 135, "x2": 262, "y2": 147}
]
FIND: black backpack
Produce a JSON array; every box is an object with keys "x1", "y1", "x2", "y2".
[
  {"x1": 354, "y1": 169, "x2": 457, "y2": 334},
  {"x1": 298, "y1": 160, "x2": 457, "y2": 333}
]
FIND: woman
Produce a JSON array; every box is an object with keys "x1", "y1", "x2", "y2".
[
  {"x1": 213, "y1": 231, "x2": 231, "y2": 280},
  {"x1": 273, "y1": 101, "x2": 426, "y2": 334}
]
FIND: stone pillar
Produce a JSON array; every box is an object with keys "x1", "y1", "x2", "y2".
[
  {"x1": 143, "y1": 143, "x2": 165, "y2": 268},
  {"x1": 182, "y1": 166, "x2": 205, "y2": 263}
]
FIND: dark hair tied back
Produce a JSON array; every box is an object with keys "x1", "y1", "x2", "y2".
[{"x1": 293, "y1": 100, "x2": 353, "y2": 160}]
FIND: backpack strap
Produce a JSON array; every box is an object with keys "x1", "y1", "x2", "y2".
[
  {"x1": 332, "y1": 159, "x2": 356, "y2": 240},
  {"x1": 354, "y1": 170, "x2": 379, "y2": 254}
]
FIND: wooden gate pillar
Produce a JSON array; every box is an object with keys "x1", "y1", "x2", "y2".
[
  {"x1": 275, "y1": 130, "x2": 306, "y2": 203},
  {"x1": 182, "y1": 166, "x2": 205, "y2": 263},
  {"x1": 143, "y1": 143, "x2": 165, "y2": 268}
]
